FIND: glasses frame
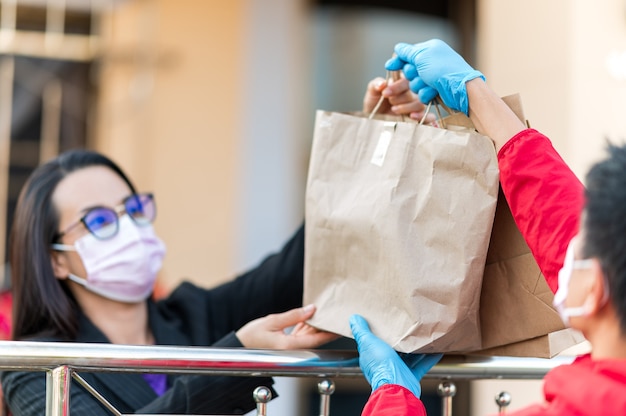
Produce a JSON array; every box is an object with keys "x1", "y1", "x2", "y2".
[{"x1": 55, "y1": 192, "x2": 155, "y2": 242}]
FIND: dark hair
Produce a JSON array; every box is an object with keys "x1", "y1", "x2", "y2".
[
  {"x1": 10, "y1": 149, "x2": 136, "y2": 341},
  {"x1": 583, "y1": 142, "x2": 626, "y2": 334}
]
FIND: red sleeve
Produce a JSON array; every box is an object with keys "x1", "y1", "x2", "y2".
[
  {"x1": 497, "y1": 129, "x2": 585, "y2": 293},
  {"x1": 361, "y1": 385, "x2": 427, "y2": 416}
]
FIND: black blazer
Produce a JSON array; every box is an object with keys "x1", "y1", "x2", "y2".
[{"x1": 2, "y1": 224, "x2": 305, "y2": 415}]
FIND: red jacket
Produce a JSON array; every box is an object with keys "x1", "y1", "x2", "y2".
[
  {"x1": 497, "y1": 129, "x2": 584, "y2": 293},
  {"x1": 361, "y1": 129, "x2": 626, "y2": 415},
  {"x1": 363, "y1": 354, "x2": 626, "y2": 416}
]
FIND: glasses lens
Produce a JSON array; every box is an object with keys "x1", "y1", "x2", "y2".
[
  {"x1": 125, "y1": 193, "x2": 156, "y2": 226},
  {"x1": 83, "y1": 208, "x2": 118, "y2": 239}
]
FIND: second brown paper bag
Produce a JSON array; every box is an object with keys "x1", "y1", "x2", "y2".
[
  {"x1": 303, "y1": 110, "x2": 500, "y2": 353},
  {"x1": 441, "y1": 95, "x2": 584, "y2": 357}
]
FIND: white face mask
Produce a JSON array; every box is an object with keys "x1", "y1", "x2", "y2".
[
  {"x1": 553, "y1": 239, "x2": 597, "y2": 326},
  {"x1": 52, "y1": 215, "x2": 166, "y2": 303}
]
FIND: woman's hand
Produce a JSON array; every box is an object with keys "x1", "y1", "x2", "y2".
[
  {"x1": 362, "y1": 76, "x2": 436, "y2": 124},
  {"x1": 236, "y1": 305, "x2": 339, "y2": 349}
]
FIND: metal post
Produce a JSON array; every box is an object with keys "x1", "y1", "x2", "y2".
[
  {"x1": 253, "y1": 386, "x2": 272, "y2": 416},
  {"x1": 318, "y1": 379, "x2": 335, "y2": 416},
  {"x1": 437, "y1": 381, "x2": 456, "y2": 416},
  {"x1": 47, "y1": 365, "x2": 71, "y2": 416},
  {"x1": 0, "y1": 56, "x2": 14, "y2": 286},
  {"x1": 495, "y1": 391, "x2": 512, "y2": 414}
]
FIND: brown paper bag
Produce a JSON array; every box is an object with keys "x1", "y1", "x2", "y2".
[
  {"x1": 442, "y1": 95, "x2": 585, "y2": 357},
  {"x1": 472, "y1": 187, "x2": 585, "y2": 357},
  {"x1": 303, "y1": 110, "x2": 500, "y2": 353}
]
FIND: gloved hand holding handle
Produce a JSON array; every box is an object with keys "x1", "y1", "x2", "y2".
[
  {"x1": 349, "y1": 314, "x2": 442, "y2": 399},
  {"x1": 386, "y1": 38, "x2": 526, "y2": 152},
  {"x1": 385, "y1": 39, "x2": 485, "y2": 116}
]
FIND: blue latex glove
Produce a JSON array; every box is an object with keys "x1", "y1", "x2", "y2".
[
  {"x1": 349, "y1": 314, "x2": 443, "y2": 398},
  {"x1": 385, "y1": 39, "x2": 485, "y2": 116}
]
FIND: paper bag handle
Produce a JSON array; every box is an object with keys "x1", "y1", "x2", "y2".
[
  {"x1": 433, "y1": 96, "x2": 452, "y2": 129},
  {"x1": 368, "y1": 70, "x2": 406, "y2": 121},
  {"x1": 368, "y1": 70, "x2": 434, "y2": 126}
]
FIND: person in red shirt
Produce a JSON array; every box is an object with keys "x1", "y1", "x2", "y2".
[{"x1": 351, "y1": 39, "x2": 626, "y2": 416}]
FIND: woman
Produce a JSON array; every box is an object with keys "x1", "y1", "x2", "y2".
[
  {"x1": 3, "y1": 149, "x2": 334, "y2": 415},
  {"x1": 1, "y1": 75, "x2": 429, "y2": 415}
]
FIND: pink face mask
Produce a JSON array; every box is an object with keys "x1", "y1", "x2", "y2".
[{"x1": 53, "y1": 215, "x2": 166, "y2": 303}]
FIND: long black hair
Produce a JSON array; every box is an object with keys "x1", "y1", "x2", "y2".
[{"x1": 10, "y1": 149, "x2": 136, "y2": 340}]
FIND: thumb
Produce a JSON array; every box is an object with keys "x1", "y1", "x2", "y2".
[
  {"x1": 349, "y1": 314, "x2": 374, "y2": 347},
  {"x1": 419, "y1": 353, "x2": 443, "y2": 371},
  {"x1": 408, "y1": 353, "x2": 443, "y2": 380},
  {"x1": 270, "y1": 304, "x2": 316, "y2": 330},
  {"x1": 393, "y1": 42, "x2": 420, "y2": 64}
]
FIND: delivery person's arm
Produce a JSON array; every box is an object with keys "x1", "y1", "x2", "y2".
[
  {"x1": 387, "y1": 39, "x2": 584, "y2": 292},
  {"x1": 350, "y1": 315, "x2": 441, "y2": 416}
]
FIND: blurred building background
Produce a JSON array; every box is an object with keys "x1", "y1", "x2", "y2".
[{"x1": 1, "y1": 0, "x2": 626, "y2": 414}]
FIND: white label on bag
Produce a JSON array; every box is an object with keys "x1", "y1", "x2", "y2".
[{"x1": 371, "y1": 123, "x2": 395, "y2": 166}]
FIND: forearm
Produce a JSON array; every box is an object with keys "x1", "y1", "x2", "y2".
[
  {"x1": 497, "y1": 130, "x2": 584, "y2": 291},
  {"x1": 138, "y1": 374, "x2": 276, "y2": 415},
  {"x1": 201, "y1": 223, "x2": 305, "y2": 337},
  {"x1": 466, "y1": 78, "x2": 526, "y2": 151}
]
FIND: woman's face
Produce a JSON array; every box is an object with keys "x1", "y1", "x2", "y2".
[{"x1": 50, "y1": 165, "x2": 133, "y2": 280}]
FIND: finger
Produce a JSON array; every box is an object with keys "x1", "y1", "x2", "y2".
[
  {"x1": 292, "y1": 323, "x2": 316, "y2": 336},
  {"x1": 349, "y1": 314, "x2": 373, "y2": 346},
  {"x1": 363, "y1": 78, "x2": 389, "y2": 113},
  {"x1": 382, "y1": 78, "x2": 410, "y2": 98},
  {"x1": 290, "y1": 322, "x2": 306, "y2": 335},
  {"x1": 420, "y1": 353, "x2": 443, "y2": 371},
  {"x1": 285, "y1": 331, "x2": 339, "y2": 349},
  {"x1": 386, "y1": 92, "x2": 416, "y2": 108},
  {"x1": 403, "y1": 63, "x2": 419, "y2": 81},
  {"x1": 304, "y1": 324, "x2": 323, "y2": 334},
  {"x1": 400, "y1": 353, "x2": 427, "y2": 369},
  {"x1": 418, "y1": 87, "x2": 438, "y2": 105},
  {"x1": 409, "y1": 353, "x2": 443, "y2": 378},
  {"x1": 409, "y1": 111, "x2": 437, "y2": 125},
  {"x1": 268, "y1": 304, "x2": 316, "y2": 330},
  {"x1": 390, "y1": 100, "x2": 426, "y2": 115},
  {"x1": 408, "y1": 77, "x2": 427, "y2": 94},
  {"x1": 385, "y1": 56, "x2": 405, "y2": 71}
]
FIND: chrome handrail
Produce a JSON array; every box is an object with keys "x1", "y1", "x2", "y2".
[
  {"x1": 0, "y1": 340, "x2": 576, "y2": 415},
  {"x1": 0, "y1": 340, "x2": 574, "y2": 379}
]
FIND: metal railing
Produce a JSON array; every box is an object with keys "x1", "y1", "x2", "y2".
[{"x1": 0, "y1": 340, "x2": 575, "y2": 416}]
